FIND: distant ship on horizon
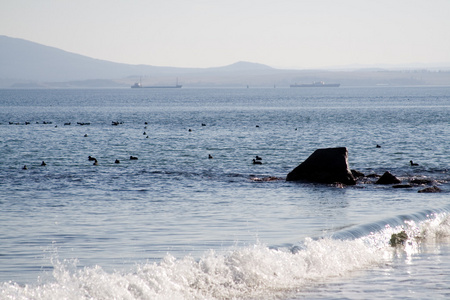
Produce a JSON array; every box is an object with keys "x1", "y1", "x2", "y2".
[
  {"x1": 290, "y1": 81, "x2": 340, "y2": 88},
  {"x1": 131, "y1": 78, "x2": 182, "y2": 88}
]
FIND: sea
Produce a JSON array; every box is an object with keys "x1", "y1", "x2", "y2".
[{"x1": 0, "y1": 86, "x2": 449, "y2": 299}]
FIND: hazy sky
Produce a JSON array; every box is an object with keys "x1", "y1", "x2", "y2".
[{"x1": 1, "y1": 0, "x2": 450, "y2": 69}]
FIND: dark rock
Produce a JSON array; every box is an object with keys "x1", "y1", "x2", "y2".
[
  {"x1": 375, "y1": 171, "x2": 401, "y2": 184},
  {"x1": 390, "y1": 231, "x2": 408, "y2": 246},
  {"x1": 418, "y1": 186, "x2": 441, "y2": 193},
  {"x1": 366, "y1": 173, "x2": 380, "y2": 178},
  {"x1": 351, "y1": 169, "x2": 365, "y2": 178},
  {"x1": 410, "y1": 178, "x2": 434, "y2": 185},
  {"x1": 286, "y1": 147, "x2": 356, "y2": 185}
]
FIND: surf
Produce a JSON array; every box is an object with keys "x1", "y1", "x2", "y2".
[{"x1": 2, "y1": 209, "x2": 449, "y2": 300}]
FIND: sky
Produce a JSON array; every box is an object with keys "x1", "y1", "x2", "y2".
[{"x1": 1, "y1": 0, "x2": 450, "y2": 69}]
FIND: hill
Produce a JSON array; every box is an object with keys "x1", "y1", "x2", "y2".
[
  {"x1": 0, "y1": 35, "x2": 185, "y2": 82},
  {"x1": 1, "y1": 35, "x2": 450, "y2": 88}
]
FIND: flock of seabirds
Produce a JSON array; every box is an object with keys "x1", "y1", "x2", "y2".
[
  {"x1": 8, "y1": 121, "x2": 421, "y2": 173},
  {"x1": 13, "y1": 121, "x2": 269, "y2": 171},
  {"x1": 22, "y1": 154, "x2": 265, "y2": 170}
]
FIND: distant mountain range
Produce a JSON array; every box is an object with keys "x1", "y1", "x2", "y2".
[
  {"x1": 0, "y1": 35, "x2": 204, "y2": 81},
  {"x1": 1, "y1": 35, "x2": 450, "y2": 88}
]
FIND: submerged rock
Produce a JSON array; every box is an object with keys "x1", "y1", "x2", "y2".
[
  {"x1": 351, "y1": 169, "x2": 365, "y2": 178},
  {"x1": 410, "y1": 178, "x2": 434, "y2": 185},
  {"x1": 366, "y1": 173, "x2": 381, "y2": 178},
  {"x1": 286, "y1": 147, "x2": 356, "y2": 185},
  {"x1": 393, "y1": 184, "x2": 413, "y2": 188},
  {"x1": 250, "y1": 176, "x2": 282, "y2": 182},
  {"x1": 375, "y1": 171, "x2": 401, "y2": 184},
  {"x1": 418, "y1": 186, "x2": 441, "y2": 193}
]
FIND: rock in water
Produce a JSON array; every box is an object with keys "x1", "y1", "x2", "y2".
[
  {"x1": 418, "y1": 186, "x2": 441, "y2": 193},
  {"x1": 286, "y1": 147, "x2": 356, "y2": 185},
  {"x1": 390, "y1": 231, "x2": 408, "y2": 246},
  {"x1": 376, "y1": 171, "x2": 401, "y2": 184}
]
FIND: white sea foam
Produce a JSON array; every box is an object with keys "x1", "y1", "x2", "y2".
[{"x1": 2, "y1": 212, "x2": 450, "y2": 300}]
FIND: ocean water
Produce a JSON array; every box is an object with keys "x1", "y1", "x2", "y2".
[{"x1": 0, "y1": 86, "x2": 449, "y2": 299}]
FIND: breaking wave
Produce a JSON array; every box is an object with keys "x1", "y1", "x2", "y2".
[{"x1": 2, "y1": 209, "x2": 450, "y2": 300}]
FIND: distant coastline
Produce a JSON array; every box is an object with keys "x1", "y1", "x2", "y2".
[
  {"x1": 1, "y1": 36, "x2": 450, "y2": 88},
  {"x1": 131, "y1": 78, "x2": 182, "y2": 88},
  {"x1": 290, "y1": 81, "x2": 340, "y2": 88}
]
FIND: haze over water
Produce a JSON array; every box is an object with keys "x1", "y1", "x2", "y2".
[{"x1": 1, "y1": 86, "x2": 450, "y2": 299}]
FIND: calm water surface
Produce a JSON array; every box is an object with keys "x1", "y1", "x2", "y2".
[{"x1": 0, "y1": 87, "x2": 449, "y2": 299}]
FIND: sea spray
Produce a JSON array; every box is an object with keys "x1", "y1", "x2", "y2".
[
  {"x1": 2, "y1": 212, "x2": 450, "y2": 300},
  {"x1": 0, "y1": 241, "x2": 386, "y2": 299}
]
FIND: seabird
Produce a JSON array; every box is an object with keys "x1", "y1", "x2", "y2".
[
  {"x1": 88, "y1": 156, "x2": 96, "y2": 161},
  {"x1": 115, "y1": 159, "x2": 120, "y2": 164},
  {"x1": 376, "y1": 144, "x2": 381, "y2": 148},
  {"x1": 41, "y1": 161, "x2": 46, "y2": 166},
  {"x1": 130, "y1": 156, "x2": 138, "y2": 160},
  {"x1": 255, "y1": 156, "x2": 262, "y2": 161},
  {"x1": 252, "y1": 159, "x2": 262, "y2": 165},
  {"x1": 208, "y1": 154, "x2": 213, "y2": 159},
  {"x1": 22, "y1": 165, "x2": 27, "y2": 170},
  {"x1": 410, "y1": 160, "x2": 419, "y2": 166}
]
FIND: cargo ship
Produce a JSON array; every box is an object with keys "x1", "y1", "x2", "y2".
[
  {"x1": 131, "y1": 78, "x2": 182, "y2": 88},
  {"x1": 290, "y1": 81, "x2": 340, "y2": 88}
]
